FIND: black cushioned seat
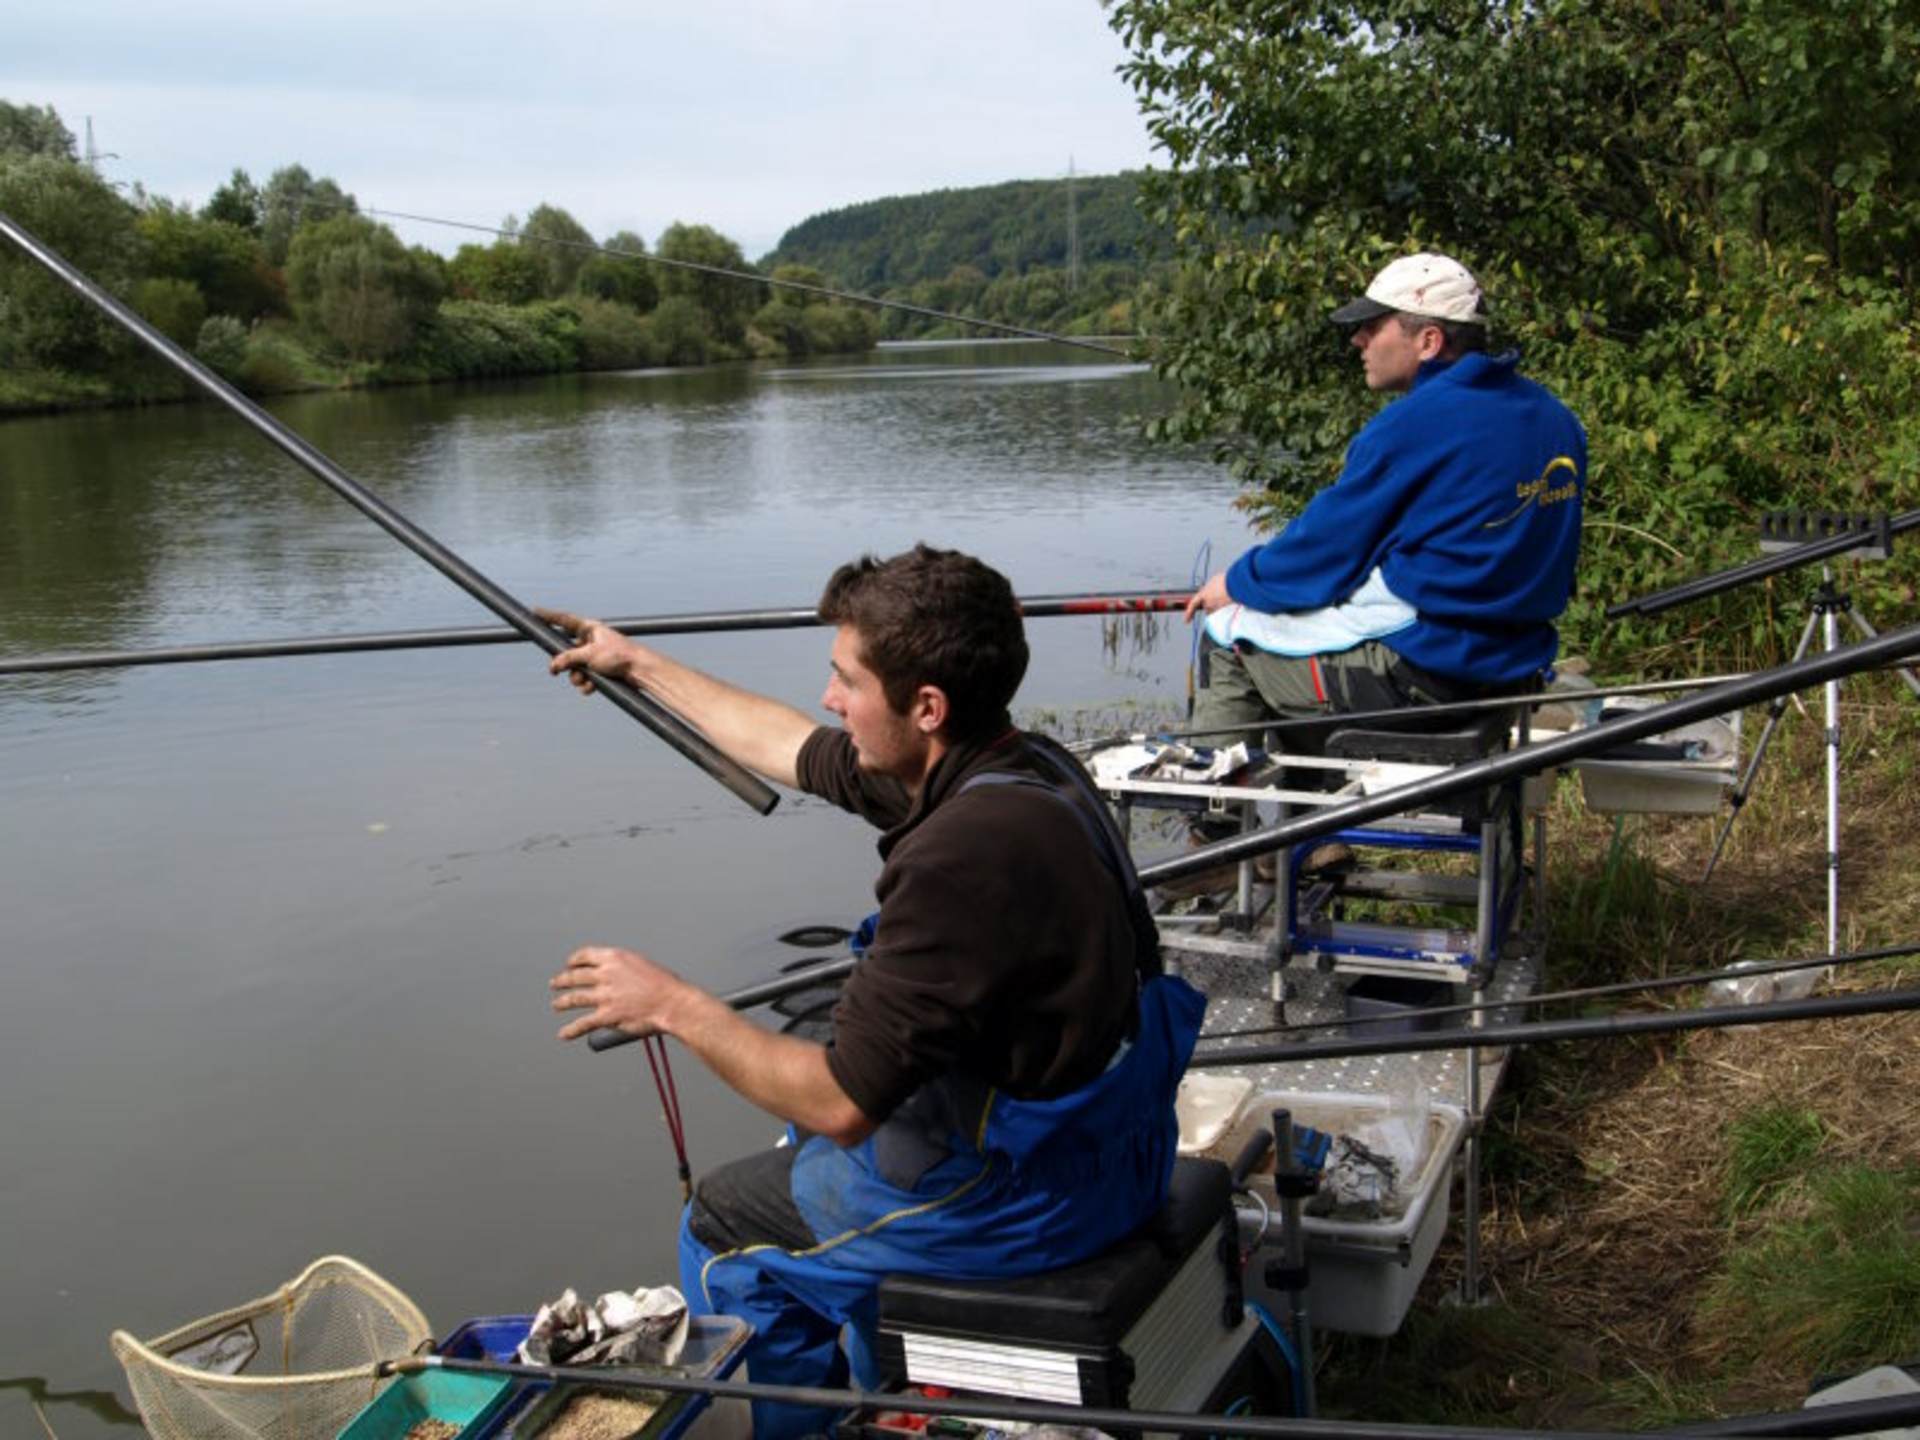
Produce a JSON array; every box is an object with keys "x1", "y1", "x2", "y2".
[
  {"x1": 876, "y1": 1156, "x2": 1233, "y2": 1350},
  {"x1": 1323, "y1": 707, "x2": 1516, "y2": 765}
]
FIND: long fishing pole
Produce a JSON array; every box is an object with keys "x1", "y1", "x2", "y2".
[
  {"x1": 1069, "y1": 672, "x2": 1756, "y2": 754},
  {"x1": 583, "y1": 626, "x2": 1920, "y2": 1052},
  {"x1": 1189, "y1": 983, "x2": 1920, "y2": 1069},
  {"x1": 0, "y1": 210, "x2": 778, "y2": 816},
  {"x1": 1609, "y1": 507, "x2": 1920, "y2": 619},
  {"x1": 394, "y1": 1350, "x2": 1920, "y2": 1440},
  {"x1": 1144, "y1": 621, "x2": 1920, "y2": 890},
  {"x1": 1201, "y1": 940, "x2": 1920, "y2": 1043},
  {"x1": 365, "y1": 206, "x2": 1136, "y2": 358},
  {"x1": 0, "y1": 591, "x2": 1194, "y2": 677}
]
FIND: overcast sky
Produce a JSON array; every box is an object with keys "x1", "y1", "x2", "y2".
[{"x1": 3, "y1": 1, "x2": 1161, "y2": 259}]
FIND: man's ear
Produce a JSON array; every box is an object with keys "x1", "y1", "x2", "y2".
[{"x1": 913, "y1": 684, "x2": 949, "y2": 736}]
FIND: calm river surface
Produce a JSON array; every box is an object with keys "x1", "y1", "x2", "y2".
[{"x1": 0, "y1": 341, "x2": 1247, "y2": 1434}]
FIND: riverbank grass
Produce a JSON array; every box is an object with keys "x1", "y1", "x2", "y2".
[{"x1": 1318, "y1": 689, "x2": 1920, "y2": 1426}]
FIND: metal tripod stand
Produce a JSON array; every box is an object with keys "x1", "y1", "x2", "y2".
[{"x1": 1702, "y1": 564, "x2": 1920, "y2": 954}]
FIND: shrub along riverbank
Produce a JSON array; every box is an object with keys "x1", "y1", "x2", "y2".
[{"x1": 0, "y1": 101, "x2": 877, "y2": 418}]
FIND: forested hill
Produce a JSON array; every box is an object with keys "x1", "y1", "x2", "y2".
[{"x1": 763, "y1": 173, "x2": 1158, "y2": 289}]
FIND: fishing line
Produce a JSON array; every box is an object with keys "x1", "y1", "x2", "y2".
[{"x1": 364, "y1": 205, "x2": 1137, "y2": 358}]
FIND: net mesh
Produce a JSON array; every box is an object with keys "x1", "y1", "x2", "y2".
[{"x1": 110, "y1": 1254, "x2": 431, "y2": 1440}]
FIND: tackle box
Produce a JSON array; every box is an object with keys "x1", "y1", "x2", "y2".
[{"x1": 430, "y1": 1312, "x2": 753, "y2": 1440}]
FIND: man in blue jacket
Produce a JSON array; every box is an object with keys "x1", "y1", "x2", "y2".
[{"x1": 1173, "y1": 253, "x2": 1584, "y2": 884}]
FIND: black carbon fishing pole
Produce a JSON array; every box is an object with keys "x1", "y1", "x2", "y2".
[
  {"x1": 1190, "y1": 984, "x2": 1920, "y2": 1069},
  {"x1": 365, "y1": 206, "x2": 1136, "y2": 358},
  {"x1": 1145, "y1": 621, "x2": 1920, "y2": 889},
  {"x1": 396, "y1": 1350, "x2": 1920, "y2": 1440},
  {"x1": 1608, "y1": 507, "x2": 1920, "y2": 619},
  {"x1": 584, "y1": 626, "x2": 1920, "y2": 1051},
  {"x1": 0, "y1": 591, "x2": 1195, "y2": 677},
  {"x1": 0, "y1": 210, "x2": 778, "y2": 816},
  {"x1": 1202, "y1": 940, "x2": 1920, "y2": 1042}
]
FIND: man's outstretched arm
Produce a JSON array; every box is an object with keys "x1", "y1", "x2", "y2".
[
  {"x1": 551, "y1": 944, "x2": 877, "y2": 1146},
  {"x1": 538, "y1": 607, "x2": 817, "y2": 788}
]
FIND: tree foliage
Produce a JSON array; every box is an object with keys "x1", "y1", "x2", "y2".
[
  {"x1": 0, "y1": 153, "x2": 140, "y2": 369},
  {"x1": 446, "y1": 241, "x2": 546, "y2": 305},
  {"x1": 285, "y1": 214, "x2": 443, "y2": 361},
  {"x1": 767, "y1": 174, "x2": 1161, "y2": 287},
  {"x1": 137, "y1": 200, "x2": 283, "y2": 322},
  {"x1": 0, "y1": 101, "x2": 75, "y2": 160},
  {"x1": 518, "y1": 203, "x2": 596, "y2": 297},
  {"x1": 576, "y1": 230, "x2": 659, "y2": 312},
  {"x1": 260, "y1": 163, "x2": 356, "y2": 266},
  {"x1": 1107, "y1": 0, "x2": 1920, "y2": 668},
  {"x1": 202, "y1": 168, "x2": 262, "y2": 232},
  {"x1": 657, "y1": 222, "x2": 762, "y2": 346}
]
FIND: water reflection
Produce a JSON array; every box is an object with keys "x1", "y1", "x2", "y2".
[{"x1": 0, "y1": 343, "x2": 1249, "y2": 1436}]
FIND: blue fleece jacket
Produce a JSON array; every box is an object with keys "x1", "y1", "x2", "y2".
[{"x1": 1225, "y1": 350, "x2": 1586, "y2": 684}]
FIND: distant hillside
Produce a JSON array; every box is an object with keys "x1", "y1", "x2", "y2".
[{"x1": 763, "y1": 173, "x2": 1161, "y2": 290}]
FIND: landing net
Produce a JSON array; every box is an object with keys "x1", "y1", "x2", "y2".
[{"x1": 110, "y1": 1254, "x2": 430, "y2": 1440}]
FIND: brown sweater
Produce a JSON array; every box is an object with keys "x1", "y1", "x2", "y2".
[{"x1": 796, "y1": 725, "x2": 1142, "y2": 1125}]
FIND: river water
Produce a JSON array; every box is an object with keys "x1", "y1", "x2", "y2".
[{"x1": 0, "y1": 341, "x2": 1249, "y2": 1434}]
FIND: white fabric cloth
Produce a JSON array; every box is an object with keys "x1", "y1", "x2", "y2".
[{"x1": 1203, "y1": 565, "x2": 1417, "y2": 657}]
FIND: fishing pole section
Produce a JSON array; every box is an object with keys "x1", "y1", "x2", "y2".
[
  {"x1": 0, "y1": 210, "x2": 779, "y2": 817},
  {"x1": 0, "y1": 591, "x2": 1196, "y2": 676}
]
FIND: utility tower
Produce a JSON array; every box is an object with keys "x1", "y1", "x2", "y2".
[{"x1": 83, "y1": 117, "x2": 119, "y2": 173}]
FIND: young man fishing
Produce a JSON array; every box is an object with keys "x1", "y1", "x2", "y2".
[{"x1": 541, "y1": 544, "x2": 1204, "y2": 1440}]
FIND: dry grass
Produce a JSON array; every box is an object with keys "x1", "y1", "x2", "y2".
[{"x1": 1319, "y1": 685, "x2": 1920, "y2": 1426}]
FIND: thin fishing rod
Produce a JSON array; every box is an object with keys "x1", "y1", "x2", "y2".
[
  {"x1": 402, "y1": 1352, "x2": 1635, "y2": 1440},
  {"x1": 1070, "y1": 672, "x2": 1757, "y2": 754},
  {"x1": 588, "y1": 952, "x2": 859, "y2": 1052},
  {"x1": 1142, "y1": 621, "x2": 1920, "y2": 890},
  {"x1": 1190, "y1": 983, "x2": 1920, "y2": 1069},
  {"x1": 584, "y1": 630, "x2": 1920, "y2": 1052},
  {"x1": 1203, "y1": 941, "x2": 1920, "y2": 1042},
  {"x1": 398, "y1": 1351, "x2": 1920, "y2": 1440},
  {"x1": 366, "y1": 206, "x2": 1135, "y2": 358},
  {"x1": 1608, "y1": 507, "x2": 1920, "y2": 619},
  {"x1": 0, "y1": 210, "x2": 778, "y2": 816},
  {"x1": 0, "y1": 591, "x2": 1194, "y2": 677}
]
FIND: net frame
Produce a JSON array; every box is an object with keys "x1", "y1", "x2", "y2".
[{"x1": 110, "y1": 1254, "x2": 431, "y2": 1440}]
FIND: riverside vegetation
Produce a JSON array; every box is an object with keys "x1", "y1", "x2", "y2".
[{"x1": 0, "y1": 101, "x2": 879, "y2": 415}]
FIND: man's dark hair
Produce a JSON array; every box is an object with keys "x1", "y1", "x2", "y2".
[
  {"x1": 818, "y1": 544, "x2": 1029, "y2": 744},
  {"x1": 1394, "y1": 312, "x2": 1488, "y2": 358}
]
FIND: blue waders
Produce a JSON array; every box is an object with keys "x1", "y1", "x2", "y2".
[{"x1": 678, "y1": 973, "x2": 1206, "y2": 1439}]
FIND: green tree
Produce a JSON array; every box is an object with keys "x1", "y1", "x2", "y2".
[
  {"x1": 576, "y1": 229, "x2": 659, "y2": 311},
  {"x1": 518, "y1": 203, "x2": 596, "y2": 297},
  {"x1": 260, "y1": 164, "x2": 356, "y2": 266},
  {"x1": 446, "y1": 241, "x2": 545, "y2": 304},
  {"x1": 0, "y1": 153, "x2": 140, "y2": 369},
  {"x1": 656, "y1": 222, "x2": 762, "y2": 346},
  {"x1": 1106, "y1": 0, "x2": 1920, "y2": 664},
  {"x1": 202, "y1": 168, "x2": 261, "y2": 232},
  {"x1": 647, "y1": 294, "x2": 711, "y2": 366},
  {"x1": 137, "y1": 200, "x2": 281, "y2": 322},
  {"x1": 285, "y1": 214, "x2": 442, "y2": 360},
  {"x1": 132, "y1": 277, "x2": 207, "y2": 347},
  {"x1": 0, "y1": 100, "x2": 76, "y2": 160}
]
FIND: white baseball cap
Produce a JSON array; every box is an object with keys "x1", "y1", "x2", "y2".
[{"x1": 1330, "y1": 252, "x2": 1487, "y2": 326}]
